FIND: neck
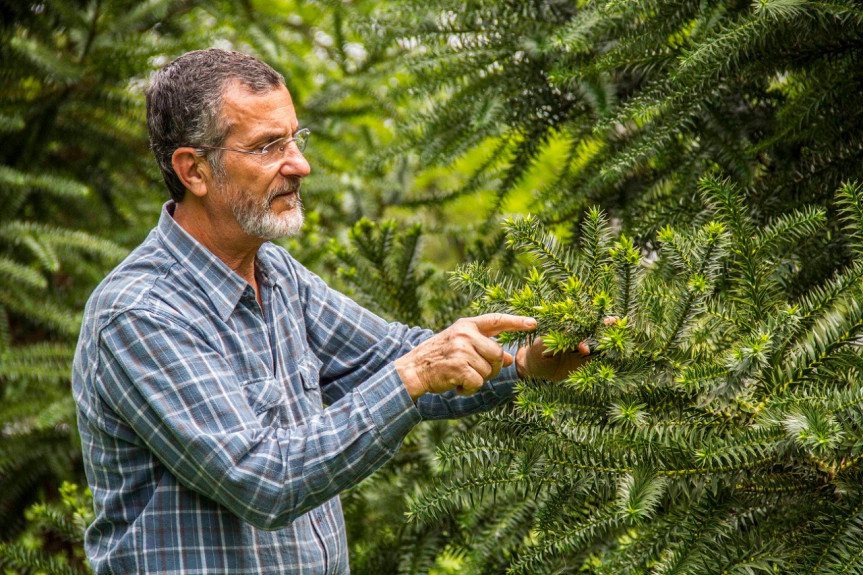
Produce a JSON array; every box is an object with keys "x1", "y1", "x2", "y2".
[{"x1": 172, "y1": 197, "x2": 262, "y2": 288}]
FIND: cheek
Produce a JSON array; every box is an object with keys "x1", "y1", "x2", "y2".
[
  {"x1": 212, "y1": 180, "x2": 245, "y2": 209},
  {"x1": 221, "y1": 157, "x2": 266, "y2": 187},
  {"x1": 216, "y1": 168, "x2": 270, "y2": 202}
]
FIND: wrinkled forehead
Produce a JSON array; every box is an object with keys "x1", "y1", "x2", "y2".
[{"x1": 219, "y1": 80, "x2": 297, "y2": 143}]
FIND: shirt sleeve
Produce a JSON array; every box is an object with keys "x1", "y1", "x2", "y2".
[
  {"x1": 95, "y1": 308, "x2": 420, "y2": 531},
  {"x1": 288, "y1": 257, "x2": 521, "y2": 419}
]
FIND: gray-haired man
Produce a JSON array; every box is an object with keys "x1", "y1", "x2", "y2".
[{"x1": 72, "y1": 49, "x2": 589, "y2": 574}]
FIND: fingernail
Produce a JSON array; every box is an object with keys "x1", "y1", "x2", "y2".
[{"x1": 526, "y1": 318, "x2": 537, "y2": 328}]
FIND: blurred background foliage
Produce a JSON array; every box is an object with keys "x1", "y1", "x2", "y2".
[{"x1": 1, "y1": 0, "x2": 862, "y2": 573}]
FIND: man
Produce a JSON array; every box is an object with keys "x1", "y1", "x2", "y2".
[{"x1": 71, "y1": 49, "x2": 591, "y2": 574}]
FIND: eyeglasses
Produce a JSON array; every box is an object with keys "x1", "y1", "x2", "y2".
[{"x1": 195, "y1": 128, "x2": 311, "y2": 167}]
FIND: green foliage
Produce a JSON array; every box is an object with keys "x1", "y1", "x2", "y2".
[
  {"x1": 343, "y1": 420, "x2": 467, "y2": 575},
  {"x1": 331, "y1": 218, "x2": 435, "y2": 327},
  {"x1": 0, "y1": 482, "x2": 92, "y2": 574},
  {"x1": 0, "y1": 0, "x2": 199, "y2": 542},
  {"x1": 362, "y1": 7, "x2": 863, "y2": 565},
  {"x1": 409, "y1": 179, "x2": 863, "y2": 574},
  {"x1": 367, "y1": 0, "x2": 863, "y2": 286}
]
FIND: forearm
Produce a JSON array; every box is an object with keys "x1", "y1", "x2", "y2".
[
  {"x1": 318, "y1": 321, "x2": 435, "y2": 404},
  {"x1": 188, "y1": 364, "x2": 420, "y2": 529}
]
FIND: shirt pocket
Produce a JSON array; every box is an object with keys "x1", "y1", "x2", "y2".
[
  {"x1": 241, "y1": 375, "x2": 285, "y2": 426},
  {"x1": 298, "y1": 350, "x2": 324, "y2": 409}
]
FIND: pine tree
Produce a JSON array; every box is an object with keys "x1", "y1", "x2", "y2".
[
  {"x1": 365, "y1": 0, "x2": 863, "y2": 290},
  {"x1": 407, "y1": 177, "x2": 863, "y2": 574},
  {"x1": 0, "y1": 0, "x2": 206, "y2": 543},
  {"x1": 0, "y1": 482, "x2": 93, "y2": 575},
  {"x1": 355, "y1": 6, "x2": 863, "y2": 566}
]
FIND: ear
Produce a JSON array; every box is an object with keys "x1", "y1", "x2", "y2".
[{"x1": 171, "y1": 147, "x2": 211, "y2": 199}]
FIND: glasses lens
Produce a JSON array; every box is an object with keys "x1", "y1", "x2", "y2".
[
  {"x1": 259, "y1": 131, "x2": 309, "y2": 166},
  {"x1": 295, "y1": 129, "x2": 309, "y2": 152}
]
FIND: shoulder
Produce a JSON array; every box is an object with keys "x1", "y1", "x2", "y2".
[
  {"x1": 259, "y1": 242, "x2": 301, "y2": 277},
  {"x1": 74, "y1": 231, "x2": 186, "y2": 389},
  {"x1": 259, "y1": 242, "x2": 327, "y2": 295},
  {"x1": 82, "y1": 232, "x2": 200, "y2": 336}
]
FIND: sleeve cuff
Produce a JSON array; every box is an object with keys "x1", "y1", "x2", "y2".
[{"x1": 357, "y1": 363, "x2": 422, "y2": 448}]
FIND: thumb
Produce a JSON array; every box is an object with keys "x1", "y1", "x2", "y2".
[{"x1": 502, "y1": 351, "x2": 513, "y2": 367}]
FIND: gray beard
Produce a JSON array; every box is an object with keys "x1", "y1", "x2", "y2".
[{"x1": 227, "y1": 179, "x2": 305, "y2": 241}]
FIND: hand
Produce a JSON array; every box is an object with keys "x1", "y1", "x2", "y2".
[
  {"x1": 394, "y1": 313, "x2": 538, "y2": 401},
  {"x1": 515, "y1": 316, "x2": 618, "y2": 382}
]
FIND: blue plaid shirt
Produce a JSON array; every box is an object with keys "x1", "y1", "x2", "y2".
[{"x1": 72, "y1": 201, "x2": 519, "y2": 575}]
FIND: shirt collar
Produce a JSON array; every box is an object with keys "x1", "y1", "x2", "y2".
[{"x1": 156, "y1": 200, "x2": 280, "y2": 321}]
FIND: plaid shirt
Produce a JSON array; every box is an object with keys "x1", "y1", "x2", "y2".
[{"x1": 72, "y1": 201, "x2": 519, "y2": 575}]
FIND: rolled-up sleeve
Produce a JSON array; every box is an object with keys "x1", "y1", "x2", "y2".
[{"x1": 96, "y1": 308, "x2": 420, "y2": 531}]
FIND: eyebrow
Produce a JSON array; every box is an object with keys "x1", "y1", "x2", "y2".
[{"x1": 246, "y1": 126, "x2": 299, "y2": 148}]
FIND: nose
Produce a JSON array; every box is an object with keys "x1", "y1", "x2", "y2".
[{"x1": 278, "y1": 148, "x2": 311, "y2": 178}]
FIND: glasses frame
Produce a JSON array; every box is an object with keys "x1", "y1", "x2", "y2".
[{"x1": 194, "y1": 127, "x2": 311, "y2": 162}]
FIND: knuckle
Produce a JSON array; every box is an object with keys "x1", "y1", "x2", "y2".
[
  {"x1": 451, "y1": 325, "x2": 470, "y2": 339},
  {"x1": 451, "y1": 339, "x2": 470, "y2": 354}
]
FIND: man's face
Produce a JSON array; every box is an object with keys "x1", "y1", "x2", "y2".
[{"x1": 211, "y1": 81, "x2": 311, "y2": 241}]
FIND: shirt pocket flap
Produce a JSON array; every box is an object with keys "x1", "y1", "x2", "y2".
[
  {"x1": 299, "y1": 351, "x2": 323, "y2": 391},
  {"x1": 241, "y1": 376, "x2": 283, "y2": 414}
]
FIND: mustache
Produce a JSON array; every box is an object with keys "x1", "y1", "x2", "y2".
[{"x1": 267, "y1": 177, "x2": 303, "y2": 203}]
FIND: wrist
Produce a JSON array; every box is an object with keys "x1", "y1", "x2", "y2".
[{"x1": 394, "y1": 357, "x2": 426, "y2": 401}]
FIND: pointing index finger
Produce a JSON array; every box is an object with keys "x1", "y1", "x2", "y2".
[{"x1": 468, "y1": 313, "x2": 538, "y2": 337}]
